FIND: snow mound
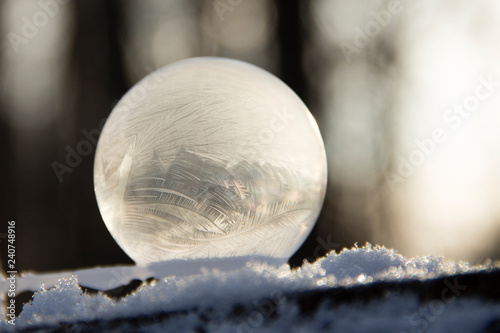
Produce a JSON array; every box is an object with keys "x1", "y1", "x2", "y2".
[{"x1": 1, "y1": 244, "x2": 495, "y2": 332}]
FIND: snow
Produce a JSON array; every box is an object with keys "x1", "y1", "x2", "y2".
[{"x1": 1, "y1": 244, "x2": 498, "y2": 332}]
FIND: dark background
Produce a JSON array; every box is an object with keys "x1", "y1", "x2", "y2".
[{"x1": 2, "y1": 0, "x2": 500, "y2": 273}]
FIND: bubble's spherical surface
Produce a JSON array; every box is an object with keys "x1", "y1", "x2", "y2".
[{"x1": 94, "y1": 57, "x2": 327, "y2": 266}]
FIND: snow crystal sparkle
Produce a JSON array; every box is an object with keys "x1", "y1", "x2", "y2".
[{"x1": 94, "y1": 57, "x2": 327, "y2": 265}]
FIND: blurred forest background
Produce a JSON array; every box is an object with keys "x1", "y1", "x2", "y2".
[{"x1": 2, "y1": 0, "x2": 500, "y2": 273}]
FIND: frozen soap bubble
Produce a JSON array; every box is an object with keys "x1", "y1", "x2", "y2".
[{"x1": 94, "y1": 57, "x2": 327, "y2": 266}]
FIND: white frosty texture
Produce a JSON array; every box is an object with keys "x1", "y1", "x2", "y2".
[
  {"x1": 94, "y1": 57, "x2": 327, "y2": 265},
  {"x1": 1, "y1": 245, "x2": 498, "y2": 332}
]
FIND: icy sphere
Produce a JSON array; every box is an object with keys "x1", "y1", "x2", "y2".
[{"x1": 94, "y1": 57, "x2": 327, "y2": 266}]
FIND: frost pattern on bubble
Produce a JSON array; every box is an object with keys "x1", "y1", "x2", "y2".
[{"x1": 94, "y1": 57, "x2": 327, "y2": 265}]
